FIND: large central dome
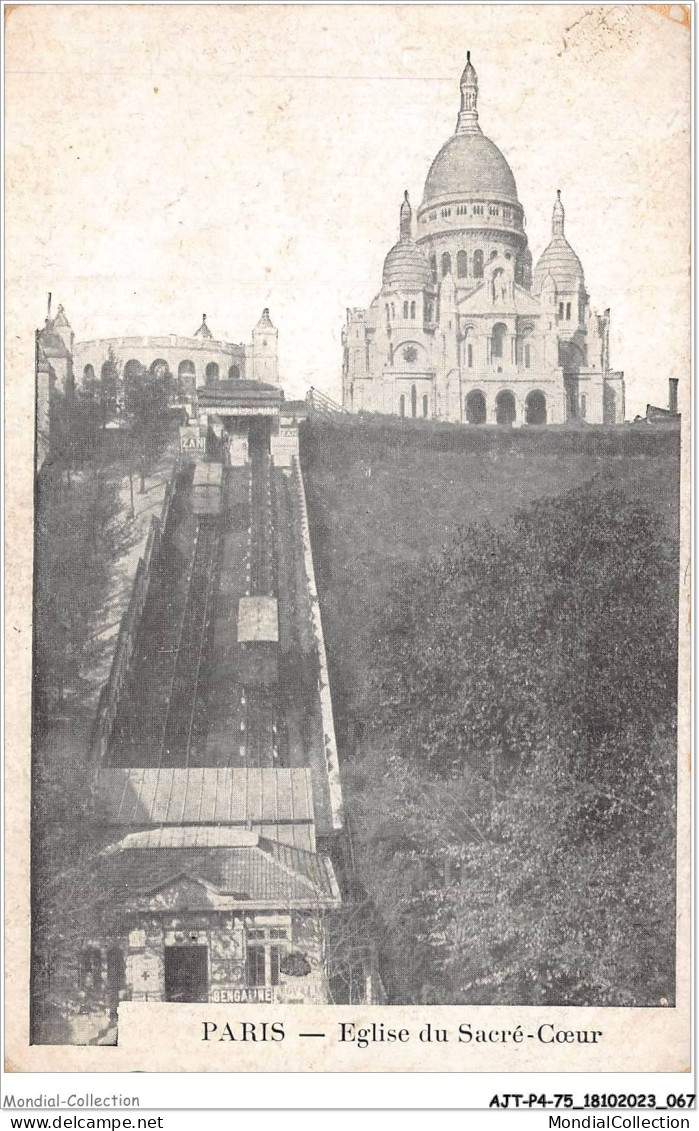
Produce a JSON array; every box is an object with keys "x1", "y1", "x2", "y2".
[
  {"x1": 423, "y1": 131, "x2": 518, "y2": 204},
  {"x1": 420, "y1": 53, "x2": 519, "y2": 209}
]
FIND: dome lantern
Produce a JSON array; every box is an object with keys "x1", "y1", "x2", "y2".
[
  {"x1": 457, "y1": 50, "x2": 479, "y2": 135},
  {"x1": 399, "y1": 190, "x2": 412, "y2": 240},
  {"x1": 552, "y1": 189, "x2": 565, "y2": 237}
]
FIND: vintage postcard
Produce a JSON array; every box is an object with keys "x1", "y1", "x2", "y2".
[{"x1": 3, "y1": 2, "x2": 692, "y2": 1081}]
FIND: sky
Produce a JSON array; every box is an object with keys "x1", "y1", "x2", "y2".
[{"x1": 5, "y1": 3, "x2": 691, "y2": 417}]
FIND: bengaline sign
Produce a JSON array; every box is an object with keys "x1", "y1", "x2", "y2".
[
  {"x1": 210, "y1": 987, "x2": 274, "y2": 1004},
  {"x1": 198, "y1": 405, "x2": 279, "y2": 417}
]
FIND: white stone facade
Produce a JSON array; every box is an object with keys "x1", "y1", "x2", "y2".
[
  {"x1": 342, "y1": 55, "x2": 625, "y2": 426},
  {"x1": 74, "y1": 309, "x2": 279, "y2": 395}
]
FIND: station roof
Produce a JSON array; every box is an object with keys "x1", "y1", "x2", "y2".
[
  {"x1": 95, "y1": 767, "x2": 315, "y2": 847},
  {"x1": 197, "y1": 380, "x2": 282, "y2": 406},
  {"x1": 89, "y1": 834, "x2": 340, "y2": 910}
]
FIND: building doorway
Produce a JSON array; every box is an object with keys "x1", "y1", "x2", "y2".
[
  {"x1": 525, "y1": 390, "x2": 547, "y2": 425},
  {"x1": 164, "y1": 945, "x2": 209, "y2": 1003},
  {"x1": 465, "y1": 390, "x2": 487, "y2": 424},
  {"x1": 495, "y1": 390, "x2": 516, "y2": 426}
]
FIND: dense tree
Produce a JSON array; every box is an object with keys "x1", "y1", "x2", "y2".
[
  {"x1": 125, "y1": 361, "x2": 173, "y2": 491},
  {"x1": 348, "y1": 482, "x2": 678, "y2": 1005},
  {"x1": 33, "y1": 469, "x2": 134, "y2": 717}
]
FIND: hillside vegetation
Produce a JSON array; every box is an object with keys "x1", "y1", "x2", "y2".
[{"x1": 301, "y1": 417, "x2": 680, "y2": 1005}]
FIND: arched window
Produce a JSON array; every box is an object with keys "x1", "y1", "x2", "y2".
[
  {"x1": 150, "y1": 358, "x2": 170, "y2": 379},
  {"x1": 403, "y1": 301, "x2": 409, "y2": 319},
  {"x1": 385, "y1": 304, "x2": 390, "y2": 321},
  {"x1": 83, "y1": 363, "x2": 96, "y2": 384},
  {"x1": 491, "y1": 267, "x2": 505, "y2": 303},
  {"x1": 175, "y1": 360, "x2": 194, "y2": 397},
  {"x1": 491, "y1": 322, "x2": 507, "y2": 360},
  {"x1": 472, "y1": 250, "x2": 484, "y2": 278},
  {"x1": 580, "y1": 394, "x2": 587, "y2": 419},
  {"x1": 496, "y1": 389, "x2": 516, "y2": 426},
  {"x1": 525, "y1": 344, "x2": 531, "y2": 369},
  {"x1": 228, "y1": 364, "x2": 241, "y2": 380},
  {"x1": 410, "y1": 301, "x2": 416, "y2": 319},
  {"x1": 411, "y1": 384, "x2": 417, "y2": 418},
  {"x1": 425, "y1": 301, "x2": 433, "y2": 322},
  {"x1": 441, "y1": 252, "x2": 452, "y2": 277},
  {"x1": 457, "y1": 250, "x2": 468, "y2": 278},
  {"x1": 205, "y1": 361, "x2": 220, "y2": 382},
  {"x1": 391, "y1": 303, "x2": 396, "y2": 320},
  {"x1": 423, "y1": 394, "x2": 428, "y2": 418},
  {"x1": 465, "y1": 390, "x2": 487, "y2": 424},
  {"x1": 467, "y1": 343, "x2": 474, "y2": 368},
  {"x1": 123, "y1": 359, "x2": 144, "y2": 409},
  {"x1": 399, "y1": 394, "x2": 405, "y2": 418},
  {"x1": 429, "y1": 255, "x2": 438, "y2": 284},
  {"x1": 558, "y1": 302, "x2": 565, "y2": 319},
  {"x1": 566, "y1": 302, "x2": 572, "y2": 320},
  {"x1": 525, "y1": 390, "x2": 547, "y2": 425}
]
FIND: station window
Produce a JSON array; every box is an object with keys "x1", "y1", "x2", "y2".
[
  {"x1": 488, "y1": 204, "x2": 499, "y2": 216},
  {"x1": 441, "y1": 207, "x2": 451, "y2": 218},
  {"x1": 473, "y1": 204, "x2": 484, "y2": 216},
  {"x1": 246, "y1": 945, "x2": 266, "y2": 986},
  {"x1": 246, "y1": 927, "x2": 288, "y2": 987}
]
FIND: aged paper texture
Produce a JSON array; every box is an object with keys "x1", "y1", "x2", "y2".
[{"x1": 4, "y1": 3, "x2": 691, "y2": 1074}]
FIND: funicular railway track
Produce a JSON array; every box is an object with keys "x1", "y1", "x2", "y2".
[
  {"x1": 159, "y1": 517, "x2": 220, "y2": 767},
  {"x1": 108, "y1": 434, "x2": 298, "y2": 773},
  {"x1": 241, "y1": 431, "x2": 283, "y2": 768},
  {"x1": 249, "y1": 440, "x2": 276, "y2": 597}
]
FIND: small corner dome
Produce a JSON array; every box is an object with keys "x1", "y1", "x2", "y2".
[
  {"x1": 422, "y1": 131, "x2": 518, "y2": 206},
  {"x1": 382, "y1": 240, "x2": 430, "y2": 292},
  {"x1": 532, "y1": 238, "x2": 584, "y2": 295}
]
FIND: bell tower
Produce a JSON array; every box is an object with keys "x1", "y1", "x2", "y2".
[{"x1": 251, "y1": 308, "x2": 279, "y2": 384}]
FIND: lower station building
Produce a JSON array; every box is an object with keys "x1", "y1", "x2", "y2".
[{"x1": 342, "y1": 55, "x2": 625, "y2": 426}]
